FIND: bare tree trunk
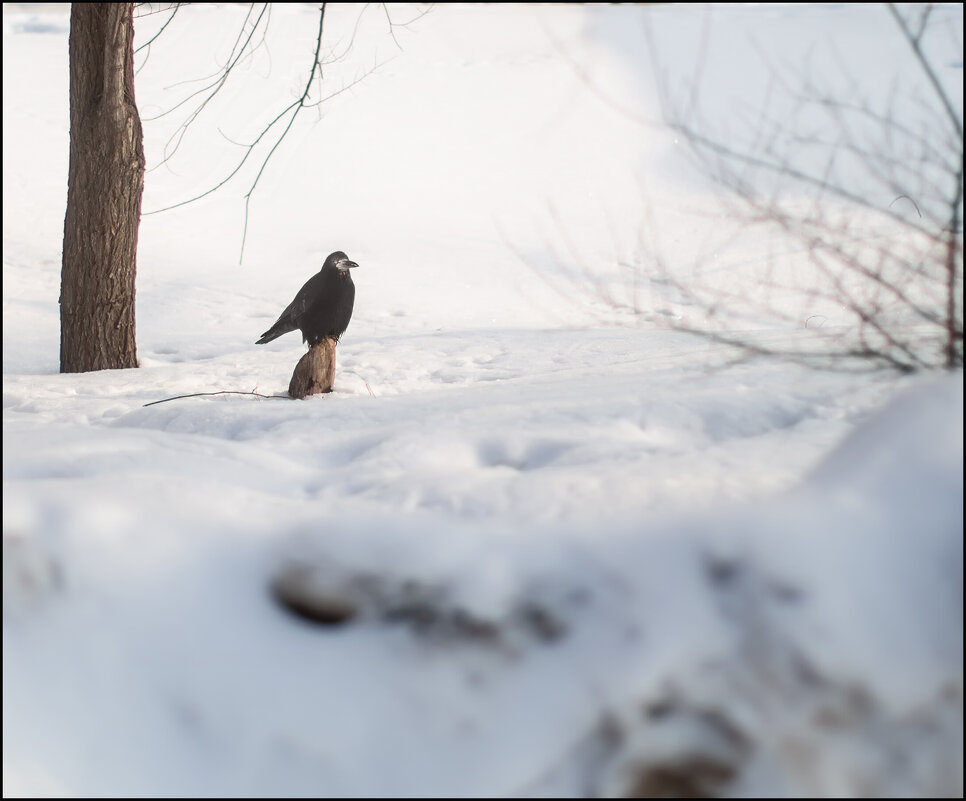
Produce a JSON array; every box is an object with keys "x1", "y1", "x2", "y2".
[
  {"x1": 60, "y1": 3, "x2": 144, "y2": 373},
  {"x1": 289, "y1": 338, "x2": 337, "y2": 398}
]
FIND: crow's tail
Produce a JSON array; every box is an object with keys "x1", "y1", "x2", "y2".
[{"x1": 255, "y1": 320, "x2": 296, "y2": 344}]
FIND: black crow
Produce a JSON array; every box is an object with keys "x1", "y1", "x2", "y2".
[{"x1": 256, "y1": 251, "x2": 358, "y2": 346}]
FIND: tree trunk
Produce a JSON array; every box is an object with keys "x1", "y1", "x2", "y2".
[
  {"x1": 60, "y1": 3, "x2": 145, "y2": 373},
  {"x1": 289, "y1": 338, "x2": 337, "y2": 398}
]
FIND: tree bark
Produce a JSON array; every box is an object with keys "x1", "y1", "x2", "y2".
[
  {"x1": 60, "y1": 3, "x2": 145, "y2": 373},
  {"x1": 289, "y1": 338, "x2": 337, "y2": 398}
]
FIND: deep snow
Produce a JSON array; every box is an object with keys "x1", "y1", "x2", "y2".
[{"x1": 3, "y1": 3, "x2": 962, "y2": 797}]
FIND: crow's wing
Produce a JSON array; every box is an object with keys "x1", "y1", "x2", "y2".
[{"x1": 255, "y1": 272, "x2": 326, "y2": 344}]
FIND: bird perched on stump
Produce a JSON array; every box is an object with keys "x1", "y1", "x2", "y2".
[{"x1": 256, "y1": 251, "x2": 358, "y2": 346}]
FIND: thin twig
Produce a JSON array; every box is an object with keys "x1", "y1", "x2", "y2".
[
  {"x1": 888, "y1": 3, "x2": 963, "y2": 143},
  {"x1": 134, "y1": 3, "x2": 180, "y2": 69},
  {"x1": 143, "y1": 389, "x2": 289, "y2": 407}
]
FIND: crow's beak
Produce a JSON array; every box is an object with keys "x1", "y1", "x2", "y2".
[{"x1": 338, "y1": 259, "x2": 359, "y2": 271}]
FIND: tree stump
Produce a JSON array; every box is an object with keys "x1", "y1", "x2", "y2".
[{"x1": 288, "y1": 338, "x2": 336, "y2": 398}]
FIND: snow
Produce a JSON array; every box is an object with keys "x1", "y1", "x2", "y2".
[{"x1": 3, "y1": 3, "x2": 962, "y2": 797}]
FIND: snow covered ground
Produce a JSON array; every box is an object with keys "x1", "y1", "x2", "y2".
[{"x1": 3, "y1": 3, "x2": 962, "y2": 797}]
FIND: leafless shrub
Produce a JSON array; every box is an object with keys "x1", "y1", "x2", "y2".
[
  {"x1": 528, "y1": 4, "x2": 962, "y2": 373},
  {"x1": 643, "y1": 3, "x2": 963, "y2": 372}
]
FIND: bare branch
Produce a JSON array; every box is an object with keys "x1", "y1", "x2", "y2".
[
  {"x1": 143, "y1": 388, "x2": 288, "y2": 407},
  {"x1": 887, "y1": 3, "x2": 963, "y2": 143},
  {"x1": 144, "y1": 3, "x2": 272, "y2": 171},
  {"x1": 139, "y1": 4, "x2": 410, "y2": 263},
  {"x1": 133, "y1": 2, "x2": 180, "y2": 69}
]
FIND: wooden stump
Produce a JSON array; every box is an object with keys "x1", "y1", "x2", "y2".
[{"x1": 288, "y1": 338, "x2": 336, "y2": 399}]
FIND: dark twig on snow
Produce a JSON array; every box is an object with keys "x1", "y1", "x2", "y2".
[{"x1": 143, "y1": 389, "x2": 289, "y2": 407}]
